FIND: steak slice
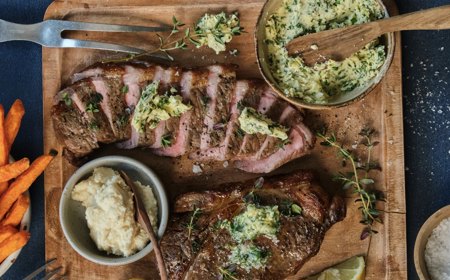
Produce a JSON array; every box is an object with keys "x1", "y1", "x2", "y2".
[
  {"x1": 189, "y1": 65, "x2": 236, "y2": 159},
  {"x1": 66, "y1": 81, "x2": 116, "y2": 144},
  {"x1": 91, "y1": 76, "x2": 130, "y2": 141},
  {"x1": 51, "y1": 99, "x2": 98, "y2": 158},
  {"x1": 161, "y1": 170, "x2": 346, "y2": 280},
  {"x1": 233, "y1": 86, "x2": 279, "y2": 161}
]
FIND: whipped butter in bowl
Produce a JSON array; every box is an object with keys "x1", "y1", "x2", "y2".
[{"x1": 60, "y1": 156, "x2": 168, "y2": 266}]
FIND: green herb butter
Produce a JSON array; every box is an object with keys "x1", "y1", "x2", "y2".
[
  {"x1": 194, "y1": 12, "x2": 242, "y2": 54},
  {"x1": 132, "y1": 81, "x2": 191, "y2": 132},
  {"x1": 265, "y1": 0, "x2": 386, "y2": 104},
  {"x1": 228, "y1": 243, "x2": 270, "y2": 272},
  {"x1": 238, "y1": 107, "x2": 288, "y2": 140}
]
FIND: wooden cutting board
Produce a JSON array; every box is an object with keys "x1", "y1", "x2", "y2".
[{"x1": 42, "y1": 0, "x2": 407, "y2": 279}]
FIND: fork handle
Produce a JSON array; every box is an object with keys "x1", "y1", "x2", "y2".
[{"x1": 0, "y1": 19, "x2": 41, "y2": 43}]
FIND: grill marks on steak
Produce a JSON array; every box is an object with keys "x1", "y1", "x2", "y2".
[
  {"x1": 160, "y1": 170, "x2": 346, "y2": 280},
  {"x1": 52, "y1": 62, "x2": 315, "y2": 173}
]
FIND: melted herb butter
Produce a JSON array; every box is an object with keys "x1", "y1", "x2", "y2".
[
  {"x1": 238, "y1": 107, "x2": 288, "y2": 140},
  {"x1": 195, "y1": 12, "x2": 242, "y2": 54},
  {"x1": 132, "y1": 81, "x2": 191, "y2": 132},
  {"x1": 229, "y1": 243, "x2": 270, "y2": 272},
  {"x1": 217, "y1": 204, "x2": 280, "y2": 272},
  {"x1": 265, "y1": 0, "x2": 386, "y2": 104},
  {"x1": 229, "y1": 204, "x2": 280, "y2": 242}
]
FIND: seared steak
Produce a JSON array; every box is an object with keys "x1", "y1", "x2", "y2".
[
  {"x1": 161, "y1": 170, "x2": 346, "y2": 280},
  {"x1": 52, "y1": 62, "x2": 315, "y2": 173}
]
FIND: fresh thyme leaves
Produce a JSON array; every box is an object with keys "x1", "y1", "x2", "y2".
[
  {"x1": 161, "y1": 133, "x2": 172, "y2": 148},
  {"x1": 116, "y1": 111, "x2": 130, "y2": 127},
  {"x1": 317, "y1": 129, "x2": 384, "y2": 239},
  {"x1": 86, "y1": 93, "x2": 103, "y2": 113},
  {"x1": 121, "y1": 85, "x2": 129, "y2": 94},
  {"x1": 61, "y1": 92, "x2": 72, "y2": 106},
  {"x1": 277, "y1": 139, "x2": 291, "y2": 150},
  {"x1": 89, "y1": 121, "x2": 99, "y2": 130},
  {"x1": 104, "y1": 12, "x2": 243, "y2": 63},
  {"x1": 218, "y1": 264, "x2": 238, "y2": 280},
  {"x1": 187, "y1": 207, "x2": 202, "y2": 243},
  {"x1": 243, "y1": 177, "x2": 264, "y2": 204},
  {"x1": 280, "y1": 200, "x2": 302, "y2": 216}
]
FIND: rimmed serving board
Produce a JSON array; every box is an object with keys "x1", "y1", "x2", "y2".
[{"x1": 43, "y1": 0, "x2": 406, "y2": 279}]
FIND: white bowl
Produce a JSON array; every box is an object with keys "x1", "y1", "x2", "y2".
[
  {"x1": 0, "y1": 156, "x2": 31, "y2": 277},
  {"x1": 59, "y1": 156, "x2": 169, "y2": 266}
]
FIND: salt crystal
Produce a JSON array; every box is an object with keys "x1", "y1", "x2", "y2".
[{"x1": 192, "y1": 164, "x2": 203, "y2": 174}]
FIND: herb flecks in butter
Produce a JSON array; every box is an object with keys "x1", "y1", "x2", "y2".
[
  {"x1": 132, "y1": 81, "x2": 191, "y2": 132},
  {"x1": 193, "y1": 12, "x2": 243, "y2": 54},
  {"x1": 229, "y1": 204, "x2": 280, "y2": 242},
  {"x1": 218, "y1": 203, "x2": 280, "y2": 273},
  {"x1": 265, "y1": 0, "x2": 386, "y2": 104},
  {"x1": 238, "y1": 107, "x2": 288, "y2": 140},
  {"x1": 229, "y1": 243, "x2": 270, "y2": 272}
]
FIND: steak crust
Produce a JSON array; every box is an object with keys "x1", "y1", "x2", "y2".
[{"x1": 161, "y1": 170, "x2": 346, "y2": 280}]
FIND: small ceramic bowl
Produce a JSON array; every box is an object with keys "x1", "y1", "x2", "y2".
[
  {"x1": 59, "y1": 156, "x2": 169, "y2": 266},
  {"x1": 414, "y1": 205, "x2": 450, "y2": 280},
  {"x1": 255, "y1": 0, "x2": 395, "y2": 110},
  {"x1": 0, "y1": 156, "x2": 31, "y2": 277}
]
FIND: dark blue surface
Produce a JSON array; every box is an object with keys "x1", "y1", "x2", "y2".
[{"x1": 0, "y1": 1, "x2": 449, "y2": 279}]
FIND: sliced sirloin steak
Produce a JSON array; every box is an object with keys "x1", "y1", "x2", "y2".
[
  {"x1": 51, "y1": 62, "x2": 315, "y2": 173},
  {"x1": 188, "y1": 65, "x2": 236, "y2": 159},
  {"x1": 160, "y1": 170, "x2": 346, "y2": 280}
]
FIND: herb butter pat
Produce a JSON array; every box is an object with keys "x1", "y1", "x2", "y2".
[
  {"x1": 265, "y1": 0, "x2": 387, "y2": 104},
  {"x1": 219, "y1": 204, "x2": 280, "y2": 272},
  {"x1": 194, "y1": 12, "x2": 243, "y2": 54},
  {"x1": 132, "y1": 81, "x2": 191, "y2": 132},
  {"x1": 238, "y1": 107, "x2": 288, "y2": 140}
]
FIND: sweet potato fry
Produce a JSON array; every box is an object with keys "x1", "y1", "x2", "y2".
[
  {"x1": 0, "y1": 158, "x2": 30, "y2": 183},
  {"x1": 0, "y1": 152, "x2": 56, "y2": 220},
  {"x1": 0, "y1": 231, "x2": 30, "y2": 263},
  {"x1": 1, "y1": 194, "x2": 30, "y2": 227},
  {"x1": 0, "y1": 105, "x2": 8, "y2": 166},
  {"x1": 5, "y1": 99, "x2": 25, "y2": 150},
  {"x1": 0, "y1": 182, "x2": 7, "y2": 196},
  {"x1": 0, "y1": 225, "x2": 17, "y2": 244}
]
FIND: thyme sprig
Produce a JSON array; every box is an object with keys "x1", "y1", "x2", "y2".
[
  {"x1": 187, "y1": 207, "x2": 202, "y2": 242},
  {"x1": 161, "y1": 133, "x2": 172, "y2": 148},
  {"x1": 218, "y1": 264, "x2": 238, "y2": 280},
  {"x1": 317, "y1": 129, "x2": 384, "y2": 240},
  {"x1": 103, "y1": 13, "x2": 243, "y2": 63}
]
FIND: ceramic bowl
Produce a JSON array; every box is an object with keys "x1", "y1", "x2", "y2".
[
  {"x1": 59, "y1": 156, "x2": 169, "y2": 266},
  {"x1": 255, "y1": 0, "x2": 395, "y2": 109},
  {"x1": 414, "y1": 205, "x2": 450, "y2": 280},
  {"x1": 0, "y1": 156, "x2": 31, "y2": 277}
]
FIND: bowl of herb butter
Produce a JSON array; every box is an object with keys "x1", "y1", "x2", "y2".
[{"x1": 255, "y1": 0, "x2": 394, "y2": 109}]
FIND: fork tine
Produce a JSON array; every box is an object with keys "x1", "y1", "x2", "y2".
[
  {"x1": 23, "y1": 258, "x2": 57, "y2": 280},
  {"x1": 46, "y1": 20, "x2": 170, "y2": 33},
  {"x1": 59, "y1": 38, "x2": 147, "y2": 54},
  {"x1": 40, "y1": 266, "x2": 62, "y2": 280}
]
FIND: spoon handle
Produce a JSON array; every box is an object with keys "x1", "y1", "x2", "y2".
[
  {"x1": 379, "y1": 5, "x2": 450, "y2": 32},
  {"x1": 119, "y1": 171, "x2": 168, "y2": 280}
]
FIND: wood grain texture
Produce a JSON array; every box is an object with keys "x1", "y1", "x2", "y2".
[
  {"x1": 42, "y1": 0, "x2": 406, "y2": 279},
  {"x1": 286, "y1": 4, "x2": 450, "y2": 64}
]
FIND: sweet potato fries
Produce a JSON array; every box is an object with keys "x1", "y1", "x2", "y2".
[{"x1": 0, "y1": 100, "x2": 56, "y2": 265}]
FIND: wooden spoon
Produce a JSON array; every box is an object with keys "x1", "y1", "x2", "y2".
[
  {"x1": 119, "y1": 170, "x2": 168, "y2": 280},
  {"x1": 286, "y1": 5, "x2": 450, "y2": 66}
]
